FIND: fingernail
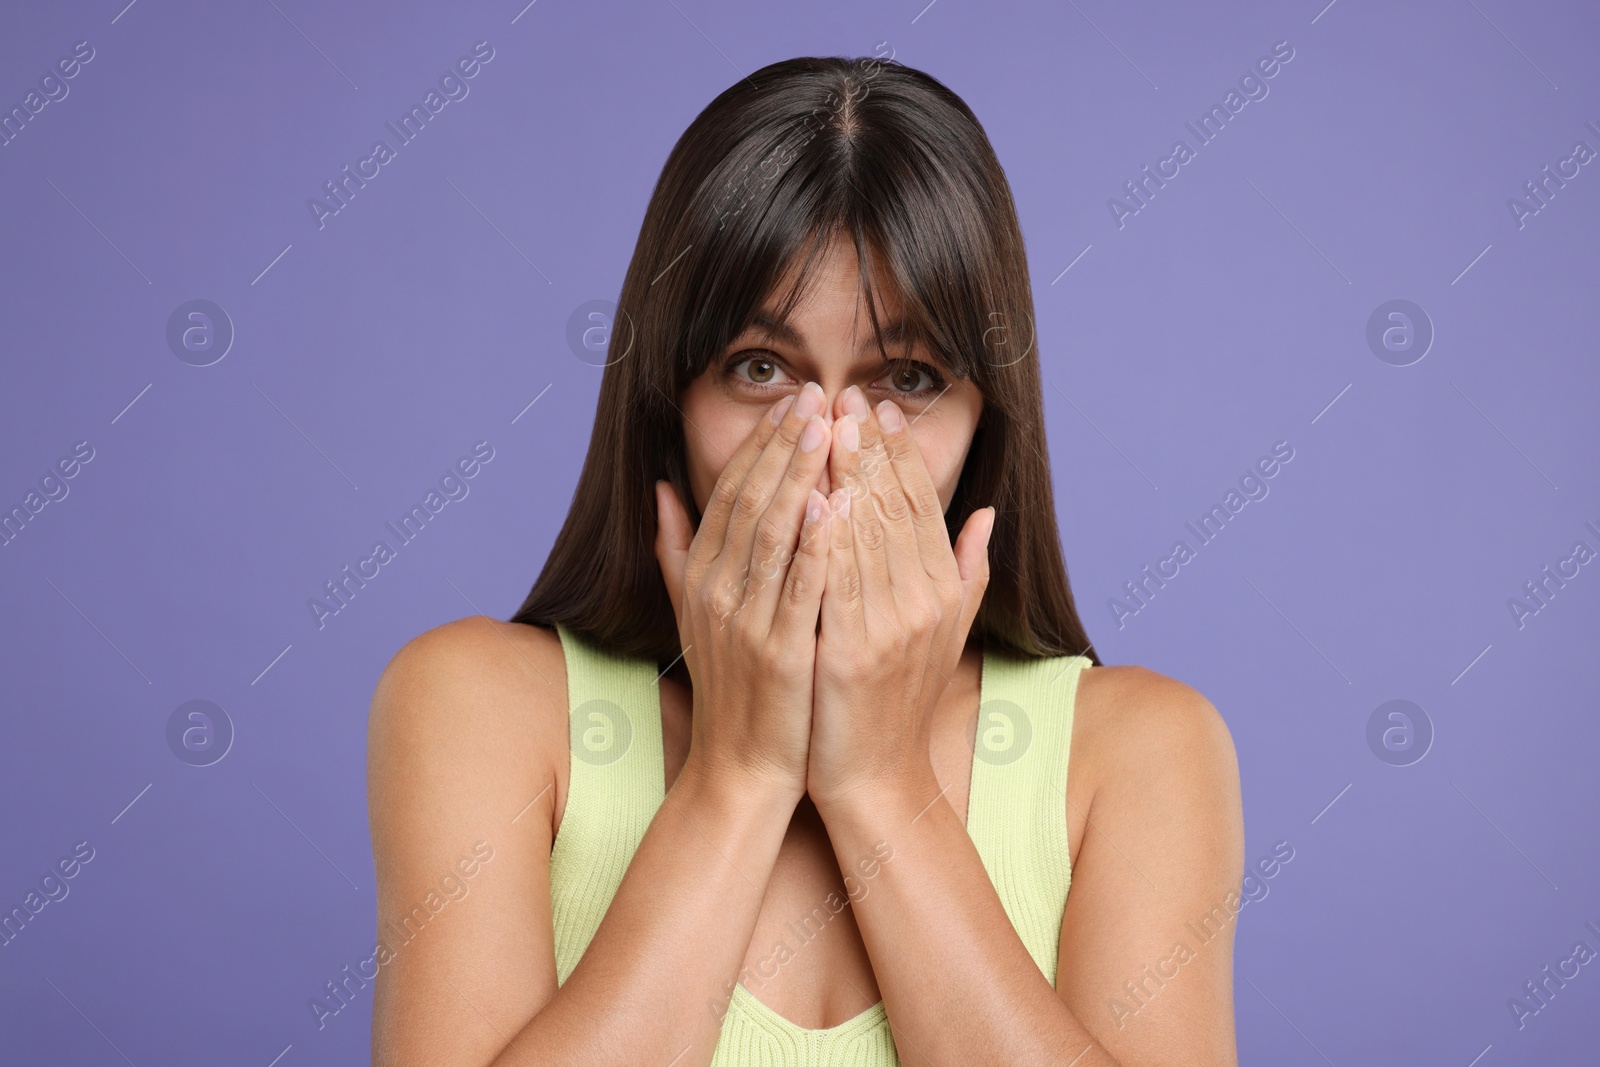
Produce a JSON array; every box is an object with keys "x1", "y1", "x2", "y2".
[
  {"x1": 806, "y1": 488, "x2": 826, "y2": 524},
  {"x1": 842, "y1": 385, "x2": 870, "y2": 420},
  {"x1": 769, "y1": 394, "x2": 797, "y2": 425},
  {"x1": 800, "y1": 415, "x2": 826, "y2": 452},
  {"x1": 839, "y1": 413, "x2": 860, "y2": 452},
  {"x1": 830, "y1": 487, "x2": 851, "y2": 520},
  {"x1": 876, "y1": 399, "x2": 904, "y2": 433},
  {"x1": 795, "y1": 381, "x2": 824, "y2": 420}
]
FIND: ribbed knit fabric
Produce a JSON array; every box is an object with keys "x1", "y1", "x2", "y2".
[
  {"x1": 547, "y1": 623, "x2": 666, "y2": 987},
  {"x1": 548, "y1": 623, "x2": 1092, "y2": 1065}
]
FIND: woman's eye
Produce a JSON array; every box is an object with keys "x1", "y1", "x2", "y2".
[
  {"x1": 725, "y1": 353, "x2": 945, "y2": 397},
  {"x1": 881, "y1": 362, "x2": 943, "y2": 395},
  {"x1": 730, "y1": 355, "x2": 793, "y2": 386}
]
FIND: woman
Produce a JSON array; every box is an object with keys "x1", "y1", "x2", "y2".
[{"x1": 367, "y1": 55, "x2": 1243, "y2": 1065}]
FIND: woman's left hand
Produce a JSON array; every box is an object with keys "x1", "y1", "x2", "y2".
[{"x1": 807, "y1": 387, "x2": 996, "y2": 813}]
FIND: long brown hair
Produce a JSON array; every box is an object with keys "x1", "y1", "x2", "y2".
[{"x1": 510, "y1": 55, "x2": 1100, "y2": 668}]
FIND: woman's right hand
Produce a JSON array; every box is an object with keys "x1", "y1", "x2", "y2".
[{"x1": 654, "y1": 382, "x2": 834, "y2": 804}]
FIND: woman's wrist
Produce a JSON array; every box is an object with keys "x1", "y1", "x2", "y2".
[
  {"x1": 809, "y1": 761, "x2": 943, "y2": 831},
  {"x1": 673, "y1": 752, "x2": 806, "y2": 821}
]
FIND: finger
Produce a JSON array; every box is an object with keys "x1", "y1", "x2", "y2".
[
  {"x1": 769, "y1": 487, "x2": 831, "y2": 647},
  {"x1": 653, "y1": 480, "x2": 694, "y2": 630},
  {"x1": 874, "y1": 398, "x2": 960, "y2": 585},
  {"x1": 830, "y1": 411, "x2": 894, "y2": 613},
  {"x1": 719, "y1": 383, "x2": 826, "y2": 588},
  {"x1": 689, "y1": 393, "x2": 796, "y2": 579},
  {"x1": 744, "y1": 409, "x2": 833, "y2": 626},
  {"x1": 951, "y1": 505, "x2": 996, "y2": 639},
  {"x1": 849, "y1": 395, "x2": 924, "y2": 597},
  {"x1": 822, "y1": 484, "x2": 865, "y2": 641}
]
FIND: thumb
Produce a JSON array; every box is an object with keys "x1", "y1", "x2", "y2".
[
  {"x1": 653, "y1": 480, "x2": 693, "y2": 625},
  {"x1": 953, "y1": 505, "x2": 995, "y2": 631}
]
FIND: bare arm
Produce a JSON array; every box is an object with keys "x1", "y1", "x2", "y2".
[
  {"x1": 1054, "y1": 667, "x2": 1244, "y2": 1065},
  {"x1": 367, "y1": 617, "x2": 796, "y2": 1066},
  {"x1": 818, "y1": 668, "x2": 1243, "y2": 1066}
]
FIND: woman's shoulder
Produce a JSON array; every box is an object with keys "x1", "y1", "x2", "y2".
[
  {"x1": 1070, "y1": 662, "x2": 1238, "y2": 799},
  {"x1": 368, "y1": 616, "x2": 570, "y2": 821},
  {"x1": 372, "y1": 615, "x2": 568, "y2": 719}
]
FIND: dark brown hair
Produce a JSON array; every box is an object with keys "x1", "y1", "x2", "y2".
[{"x1": 510, "y1": 55, "x2": 1100, "y2": 668}]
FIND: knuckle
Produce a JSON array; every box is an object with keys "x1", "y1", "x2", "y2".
[
  {"x1": 784, "y1": 567, "x2": 813, "y2": 603},
  {"x1": 711, "y1": 476, "x2": 742, "y2": 511},
  {"x1": 735, "y1": 478, "x2": 770, "y2": 517},
  {"x1": 753, "y1": 517, "x2": 787, "y2": 557},
  {"x1": 907, "y1": 482, "x2": 941, "y2": 519},
  {"x1": 856, "y1": 515, "x2": 885, "y2": 551},
  {"x1": 877, "y1": 485, "x2": 910, "y2": 523},
  {"x1": 755, "y1": 640, "x2": 786, "y2": 675},
  {"x1": 798, "y1": 519, "x2": 828, "y2": 555},
  {"x1": 902, "y1": 598, "x2": 934, "y2": 630},
  {"x1": 772, "y1": 412, "x2": 805, "y2": 446},
  {"x1": 710, "y1": 577, "x2": 743, "y2": 620},
  {"x1": 783, "y1": 454, "x2": 816, "y2": 489},
  {"x1": 753, "y1": 547, "x2": 788, "y2": 582},
  {"x1": 836, "y1": 566, "x2": 862, "y2": 603}
]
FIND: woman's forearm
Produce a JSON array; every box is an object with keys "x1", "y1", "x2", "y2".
[
  {"x1": 816, "y1": 777, "x2": 1118, "y2": 1067},
  {"x1": 486, "y1": 764, "x2": 797, "y2": 1067}
]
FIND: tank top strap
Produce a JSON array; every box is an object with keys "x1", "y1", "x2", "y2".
[
  {"x1": 965, "y1": 646, "x2": 1093, "y2": 988},
  {"x1": 548, "y1": 623, "x2": 666, "y2": 986}
]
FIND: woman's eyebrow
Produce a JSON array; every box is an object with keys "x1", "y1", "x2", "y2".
[{"x1": 741, "y1": 310, "x2": 922, "y2": 355}]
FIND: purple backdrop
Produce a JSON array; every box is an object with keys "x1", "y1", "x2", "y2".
[{"x1": 2, "y1": 0, "x2": 1596, "y2": 1063}]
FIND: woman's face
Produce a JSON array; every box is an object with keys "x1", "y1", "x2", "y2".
[{"x1": 680, "y1": 237, "x2": 984, "y2": 517}]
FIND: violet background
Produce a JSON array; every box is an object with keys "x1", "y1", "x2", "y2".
[{"x1": 2, "y1": 0, "x2": 1597, "y2": 1064}]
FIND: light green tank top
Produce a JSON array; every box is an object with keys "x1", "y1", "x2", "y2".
[{"x1": 548, "y1": 623, "x2": 1092, "y2": 1065}]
